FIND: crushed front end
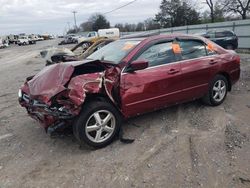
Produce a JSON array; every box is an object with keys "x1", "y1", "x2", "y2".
[
  {"x1": 18, "y1": 60, "x2": 121, "y2": 132},
  {"x1": 19, "y1": 90, "x2": 75, "y2": 131}
]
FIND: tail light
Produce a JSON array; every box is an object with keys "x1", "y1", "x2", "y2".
[{"x1": 235, "y1": 55, "x2": 240, "y2": 64}]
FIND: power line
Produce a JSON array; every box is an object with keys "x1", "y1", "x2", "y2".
[{"x1": 103, "y1": 0, "x2": 138, "y2": 15}]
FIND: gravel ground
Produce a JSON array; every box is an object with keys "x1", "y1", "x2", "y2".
[{"x1": 0, "y1": 40, "x2": 250, "y2": 188}]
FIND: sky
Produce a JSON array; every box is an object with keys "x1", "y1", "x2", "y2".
[{"x1": 0, "y1": 0, "x2": 164, "y2": 35}]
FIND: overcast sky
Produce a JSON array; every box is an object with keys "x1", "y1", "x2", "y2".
[{"x1": 0, "y1": 0, "x2": 166, "y2": 35}]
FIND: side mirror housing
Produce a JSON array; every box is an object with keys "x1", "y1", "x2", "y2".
[{"x1": 127, "y1": 60, "x2": 148, "y2": 72}]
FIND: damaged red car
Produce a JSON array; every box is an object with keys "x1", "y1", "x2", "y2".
[{"x1": 19, "y1": 34, "x2": 240, "y2": 148}]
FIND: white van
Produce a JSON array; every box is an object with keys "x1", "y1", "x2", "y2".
[
  {"x1": 98, "y1": 28, "x2": 120, "y2": 38},
  {"x1": 78, "y1": 28, "x2": 120, "y2": 43}
]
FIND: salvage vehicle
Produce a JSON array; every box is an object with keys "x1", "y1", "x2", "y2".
[
  {"x1": 18, "y1": 34, "x2": 240, "y2": 148},
  {"x1": 58, "y1": 34, "x2": 78, "y2": 45},
  {"x1": 28, "y1": 36, "x2": 36, "y2": 45},
  {"x1": 41, "y1": 37, "x2": 115, "y2": 66},
  {"x1": 201, "y1": 30, "x2": 238, "y2": 50},
  {"x1": 0, "y1": 38, "x2": 9, "y2": 49},
  {"x1": 17, "y1": 36, "x2": 30, "y2": 46}
]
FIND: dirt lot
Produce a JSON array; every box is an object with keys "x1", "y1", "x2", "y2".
[{"x1": 0, "y1": 40, "x2": 250, "y2": 188}]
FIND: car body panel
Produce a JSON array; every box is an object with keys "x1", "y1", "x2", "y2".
[
  {"x1": 41, "y1": 37, "x2": 114, "y2": 66},
  {"x1": 120, "y1": 62, "x2": 182, "y2": 117}
]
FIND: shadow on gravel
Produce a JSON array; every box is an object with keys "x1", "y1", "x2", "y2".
[{"x1": 49, "y1": 99, "x2": 214, "y2": 150}]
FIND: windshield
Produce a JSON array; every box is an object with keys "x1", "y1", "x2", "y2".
[{"x1": 87, "y1": 40, "x2": 141, "y2": 64}]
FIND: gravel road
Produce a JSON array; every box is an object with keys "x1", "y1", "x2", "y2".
[{"x1": 0, "y1": 40, "x2": 250, "y2": 188}]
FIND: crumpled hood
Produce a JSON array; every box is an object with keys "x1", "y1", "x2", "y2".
[
  {"x1": 27, "y1": 62, "x2": 74, "y2": 103},
  {"x1": 25, "y1": 59, "x2": 120, "y2": 105}
]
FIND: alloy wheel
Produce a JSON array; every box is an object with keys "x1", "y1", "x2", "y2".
[
  {"x1": 85, "y1": 110, "x2": 116, "y2": 143},
  {"x1": 212, "y1": 80, "x2": 226, "y2": 102}
]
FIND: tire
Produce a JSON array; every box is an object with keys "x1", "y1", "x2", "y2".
[
  {"x1": 202, "y1": 75, "x2": 228, "y2": 106},
  {"x1": 73, "y1": 100, "x2": 122, "y2": 148}
]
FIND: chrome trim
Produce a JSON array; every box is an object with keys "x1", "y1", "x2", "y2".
[{"x1": 121, "y1": 54, "x2": 220, "y2": 75}]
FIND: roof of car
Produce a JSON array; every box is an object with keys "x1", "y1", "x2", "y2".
[
  {"x1": 207, "y1": 29, "x2": 234, "y2": 33},
  {"x1": 120, "y1": 33, "x2": 205, "y2": 43}
]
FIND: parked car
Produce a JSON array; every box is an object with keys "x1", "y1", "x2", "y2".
[
  {"x1": 17, "y1": 36, "x2": 30, "y2": 45},
  {"x1": 18, "y1": 34, "x2": 240, "y2": 148},
  {"x1": 28, "y1": 36, "x2": 36, "y2": 45},
  {"x1": 41, "y1": 37, "x2": 115, "y2": 66},
  {"x1": 0, "y1": 38, "x2": 9, "y2": 49},
  {"x1": 201, "y1": 30, "x2": 238, "y2": 50},
  {"x1": 37, "y1": 36, "x2": 44, "y2": 41},
  {"x1": 58, "y1": 35, "x2": 78, "y2": 45}
]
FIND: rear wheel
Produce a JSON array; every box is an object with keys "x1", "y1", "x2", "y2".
[
  {"x1": 73, "y1": 100, "x2": 122, "y2": 148},
  {"x1": 202, "y1": 75, "x2": 228, "y2": 106}
]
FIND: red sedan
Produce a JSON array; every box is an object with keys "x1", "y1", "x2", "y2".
[{"x1": 19, "y1": 34, "x2": 240, "y2": 148}]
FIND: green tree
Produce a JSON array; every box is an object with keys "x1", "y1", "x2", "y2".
[
  {"x1": 144, "y1": 18, "x2": 161, "y2": 30},
  {"x1": 80, "y1": 21, "x2": 93, "y2": 32},
  {"x1": 114, "y1": 23, "x2": 125, "y2": 32},
  {"x1": 136, "y1": 22, "x2": 145, "y2": 31},
  {"x1": 90, "y1": 14, "x2": 110, "y2": 31},
  {"x1": 155, "y1": 0, "x2": 200, "y2": 28}
]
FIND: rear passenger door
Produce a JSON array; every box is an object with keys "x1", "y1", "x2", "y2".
[{"x1": 178, "y1": 39, "x2": 213, "y2": 100}]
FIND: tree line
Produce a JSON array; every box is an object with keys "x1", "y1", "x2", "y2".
[{"x1": 67, "y1": 0, "x2": 250, "y2": 34}]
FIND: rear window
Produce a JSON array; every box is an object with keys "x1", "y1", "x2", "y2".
[
  {"x1": 179, "y1": 40, "x2": 207, "y2": 60},
  {"x1": 216, "y1": 31, "x2": 233, "y2": 38},
  {"x1": 206, "y1": 31, "x2": 215, "y2": 38}
]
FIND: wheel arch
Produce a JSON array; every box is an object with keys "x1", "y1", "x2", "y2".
[
  {"x1": 83, "y1": 93, "x2": 124, "y2": 118},
  {"x1": 216, "y1": 72, "x2": 232, "y2": 91}
]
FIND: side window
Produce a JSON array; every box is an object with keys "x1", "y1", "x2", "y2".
[
  {"x1": 136, "y1": 42, "x2": 176, "y2": 67},
  {"x1": 215, "y1": 31, "x2": 226, "y2": 38},
  {"x1": 224, "y1": 31, "x2": 233, "y2": 37},
  {"x1": 179, "y1": 40, "x2": 207, "y2": 60},
  {"x1": 207, "y1": 31, "x2": 215, "y2": 38}
]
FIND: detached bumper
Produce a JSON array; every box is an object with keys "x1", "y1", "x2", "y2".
[{"x1": 19, "y1": 92, "x2": 74, "y2": 128}]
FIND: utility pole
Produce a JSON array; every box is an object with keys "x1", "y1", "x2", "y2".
[{"x1": 72, "y1": 11, "x2": 77, "y2": 30}]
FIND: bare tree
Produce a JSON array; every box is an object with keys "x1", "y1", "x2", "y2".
[
  {"x1": 205, "y1": 0, "x2": 215, "y2": 22},
  {"x1": 223, "y1": 0, "x2": 250, "y2": 19}
]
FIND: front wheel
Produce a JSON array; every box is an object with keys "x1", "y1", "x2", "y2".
[
  {"x1": 202, "y1": 75, "x2": 228, "y2": 106},
  {"x1": 73, "y1": 100, "x2": 122, "y2": 148}
]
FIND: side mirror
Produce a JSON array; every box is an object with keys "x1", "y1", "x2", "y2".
[{"x1": 128, "y1": 60, "x2": 148, "y2": 72}]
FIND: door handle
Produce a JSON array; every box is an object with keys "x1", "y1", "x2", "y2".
[
  {"x1": 209, "y1": 60, "x2": 218, "y2": 65},
  {"x1": 168, "y1": 69, "x2": 180, "y2": 74}
]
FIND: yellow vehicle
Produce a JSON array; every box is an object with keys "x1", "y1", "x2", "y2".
[{"x1": 41, "y1": 37, "x2": 116, "y2": 66}]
